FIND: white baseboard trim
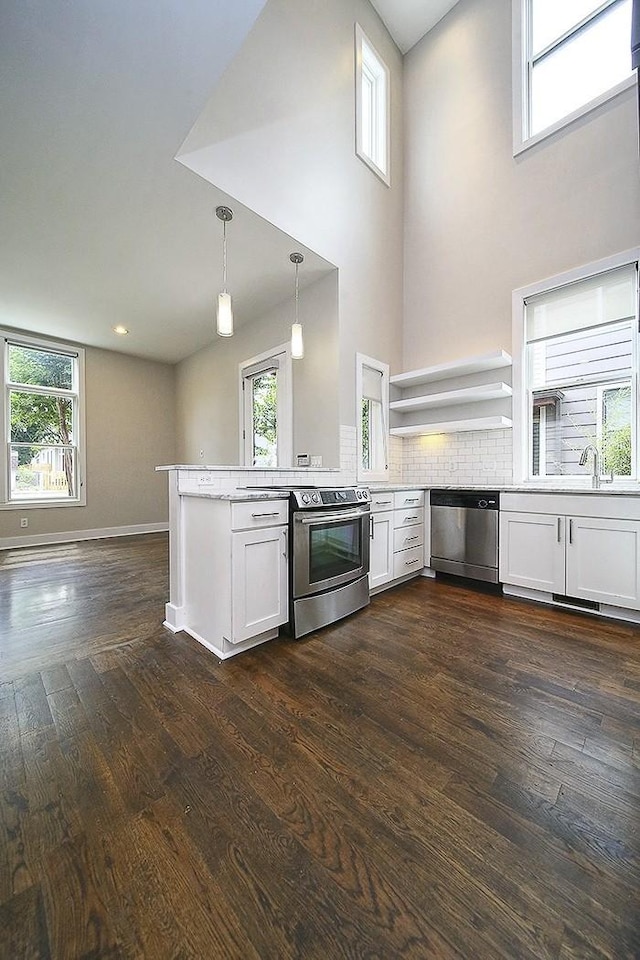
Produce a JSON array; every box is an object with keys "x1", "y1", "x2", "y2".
[{"x1": 0, "y1": 521, "x2": 168, "y2": 551}]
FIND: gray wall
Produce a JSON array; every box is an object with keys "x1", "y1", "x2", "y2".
[
  {"x1": 175, "y1": 272, "x2": 340, "y2": 465},
  {"x1": 177, "y1": 0, "x2": 405, "y2": 424},
  {"x1": 402, "y1": 0, "x2": 640, "y2": 370},
  {"x1": 0, "y1": 346, "x2": 176, "y2": 543}
]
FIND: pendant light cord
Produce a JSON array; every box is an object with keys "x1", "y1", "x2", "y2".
[{"x1": 222, "y1": 218, "x2": 228, "y2": 293}]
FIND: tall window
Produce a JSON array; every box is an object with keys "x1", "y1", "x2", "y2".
[
  {"x1": 356, "y1": 353, "x2": 389, "y2": 482},
  {"x1": 240, "y1": 346, "x2": 292, "y2": 467},
  {"x1": 514, "y1": 0, "x2": 634, "y2": 150},
  {"x1": 355, "y1": 24, "x2": 390, "y2": 185},
  {"x1": 1, "y1": 332, "x2": 85, "y2": 506},
  {"x1": 519, "y1": 261, "x2": 638, "y2": 482}
]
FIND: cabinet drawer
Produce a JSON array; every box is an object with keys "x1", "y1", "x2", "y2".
[
  {"x1": 393, "y1": 490, "x2": 424, "y2": 510},
  {"x1": 394, "y1": 507, "x2": 424, "y2": 529},
  {"x1": 231, "y1": 500, "x2": 288, "y2": 531},
  {"x1": 393, "y1": 525, "x2": 424, "y2": 553},
  {"x1": 393, "y1": 545, "x2": 424, "y2": 578},
  {"x1": 370, "y1": 492, "x2": 395, "y2": 513}
]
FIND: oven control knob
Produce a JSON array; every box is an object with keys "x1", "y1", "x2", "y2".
[
  {"x1": 301, "y1": 493, "x2": 310, "y2": 504},
  {"x1": 311, "y1": 493, "x2": 320, "y2": 503},
  {"x1": 478, "y1": 499, "x2": 488, "y2": 508},
  {"x1": 356, "y1": 489, "x2": 362, "y2": 499}
]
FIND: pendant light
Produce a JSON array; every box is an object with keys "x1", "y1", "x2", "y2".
[
  {"x1": 290, "y1": 252, "x2": 304, "y2": 359},
  {"x1": 215, "y1": 205, "x2": 234, "y2": 337}
]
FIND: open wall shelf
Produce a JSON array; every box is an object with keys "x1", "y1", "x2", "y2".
[
  {"x1": 390, "y1": 381, "x2": 512, "y2": 412},
  {"x1": 390, "y1": 350, "x2": 513, "y2": 437},
  {"x1": 390, "y1": 416, "x2": 513, "y2": 437},
  {"x1": 390, "y1": 349, "x2": 512, "y2": 389}
]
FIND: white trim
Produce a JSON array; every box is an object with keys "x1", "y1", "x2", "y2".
[
  {"x1": 354, "y1": 23, "x2": 390, "y2": 186},
  {"x1": 512, "y1": 0, "x2": 636, "y2": 155},
  {"x1": 512, "y1": 247, "x2": 640, "y2": 485},
  {"x1": 238, "y1": 342, "x2": 292, "y2": 467},
  {"x1": 0, "y1": 521, "x2": 167, "y2": 551},
  {"x1": 175, "y1": 624, "x2": 279, "y2": 661},
  {"x1": 356, "y1": 352, "x2": 389, "y2": 482}
]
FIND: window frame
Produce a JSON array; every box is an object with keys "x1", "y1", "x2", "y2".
[
  {"x1": 356, "y1": 352, "x2": 389, "y2": 483},
  {"x1": 355, "y1": 24, "x2": 391, "y2": 186},
  {"x1": 512, "y1": 248, "x2": 640, "y2": 486},
  {"x1": 0, "y1": 329, "x2": 86, "y2": 509},
  {"x1": 238, "y1": 343, "x2": 292, "y2": 468},
  {"x1": 512, "y1": 0, "x2": 636, "y2": 155}
]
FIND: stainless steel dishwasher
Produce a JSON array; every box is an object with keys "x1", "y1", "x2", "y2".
[{"x1": 430, "y1": 490, "x2": 500, "y2": 583}]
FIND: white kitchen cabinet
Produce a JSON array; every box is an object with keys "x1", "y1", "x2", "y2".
[
  {"x1": 499, "y1": 511, "x2": 565, "y2": 593},
  {"x1": 177, "y1": 494, "x2": 289, "y2": 659},
  {"x1": 369, "y1": 511, "x2": 394, "y2": 590},
  {"x1": 231, "y1": 525, "x2": 288, "y2": 643},
  {"x1": 369, "y1": 489, "x2": 426, "y2": 593},
  {"x1": 565, "y1": 516, "x2": 640, "y2": 608},
  {"x1": 500, "y1": 506, "x2": 640, "y2": 611}
]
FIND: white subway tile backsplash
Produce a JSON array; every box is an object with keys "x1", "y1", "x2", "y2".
[
  {"x1": 178, "y1": 425, "x2": 513, "y2": 493},
  {"x1": 400, "y1": 429, "x2": 513, "y2": 486}
]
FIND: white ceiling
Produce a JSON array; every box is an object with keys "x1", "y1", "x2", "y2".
[
  {"x1": 0, "y1": 0, "x2": 458, "y2": 365},
  {"x1": 370, "y1": 0, "x2": 462, "y2": 53},
  {"x1": 0, "y1": 0, "x2": 334, "y2": 364}
]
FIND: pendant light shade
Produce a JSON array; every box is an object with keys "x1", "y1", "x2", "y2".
[
  {"x1": 290, "y1": 322, "x2": 304, "y2": 359},
  {"x1": 290, "y1": 252, "x2": 304, "y2": 360},
  {"x1": 216, "y1": 206, "x2": 234, "y2": 337},
  {"x1": 217, "y1": 291, "x2": 233, "y2": 337}
]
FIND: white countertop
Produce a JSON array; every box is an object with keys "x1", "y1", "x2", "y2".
[
  {"x1": 370, "y1": 483, "x2": 640, "y2": 497},
  {"x1": 156, "y1": 464, "x2": 339, "y2": 473},
  {"x1": 180, "y1": 490, "x2": 289, "y2": 502}
]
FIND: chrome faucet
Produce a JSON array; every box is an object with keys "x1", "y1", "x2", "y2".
[
  {"x1": 579, "y1": 444, "x2": 599, "y2": 488},
  {"x1": 578, "y1": 444, "x2": 614, "y2": 489}
]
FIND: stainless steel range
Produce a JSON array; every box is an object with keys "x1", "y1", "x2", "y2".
[{"x1": 247, "y1": 486, "x2": 371, "y2": 638}]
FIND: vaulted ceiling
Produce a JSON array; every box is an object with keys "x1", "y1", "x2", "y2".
[{"x1": 0, "y1": 1, "x2": 460, "y2": 364}]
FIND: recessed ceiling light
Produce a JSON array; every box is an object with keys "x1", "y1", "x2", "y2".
[{"x1": 113, "y1": 325, "x2": 129, "y2": 336}]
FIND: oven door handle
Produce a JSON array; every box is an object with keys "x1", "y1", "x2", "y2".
[{"x1": 298, "y1": 510, "x2": 369, "y2": 525}]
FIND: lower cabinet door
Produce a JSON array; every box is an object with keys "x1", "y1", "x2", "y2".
[
  {"x1": 499, "y1": 511, "x2": 565, "y2": 593},
  {"x1": 566, "y1": 516, "x2": 640, "y2": 609},
  {"x1": 369, "y1": 512, "x2": 394, "y2": 590},
  {"x1": 231, "y1": 526, "x2": 288, "y2": 643}
]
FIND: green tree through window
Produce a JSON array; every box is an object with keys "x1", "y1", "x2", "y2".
[{"x1": 9, "y1": 344, "x2": 76, "y2": 497}]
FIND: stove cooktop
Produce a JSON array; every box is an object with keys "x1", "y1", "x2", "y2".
[{"x1": 242, "y1": 485, "x2": 371, "y2": 508}]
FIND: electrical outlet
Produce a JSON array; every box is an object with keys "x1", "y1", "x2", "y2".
[
  {"x1": 310, "y1": 455, "x2": 322, "y2": 468},
  {"x1": 199, "y1": 449, "x2": 205, "y2": 459},
  {"x1": 20, "y1": 517, "x2": 28, "y2": 528}
]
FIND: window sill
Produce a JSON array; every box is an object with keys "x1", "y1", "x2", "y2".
[
  {"x1": 356, "y1": 149, "x2": 390, "y2": 187},
  {"x1": 0, "y1": 497, "x2": 86, "y2": 510},
  {"x1": 513, "y1": 74, "x2": 636, "y2": 157}
]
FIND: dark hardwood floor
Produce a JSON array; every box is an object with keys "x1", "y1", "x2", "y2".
[{"x1": 2, "y1": 533, "x2": 640, "y2": 958}]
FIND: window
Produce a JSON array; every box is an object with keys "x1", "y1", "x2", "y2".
[
  {"x1": 1, "y1": 331, "x2": 85, "y2": 507},
  {"x1": 356, "y1": 353, "x2": 389, "y2": 481},
  {"x1": 513, "y1": 0, "x2": 634, "y2": 151},
  {"x1": 239, "y1": 345, "x2": 292, "y2": 467},
  {"x1": 513, "y1": 255, "x2": 639, "y2": 484},
  {"x1": 355, "y1": 24, "x2": 390, "y2": 185}
]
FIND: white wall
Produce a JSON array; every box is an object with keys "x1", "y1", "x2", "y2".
[
  {"x1": 177, "y1": 0, "x2": 405, "y2": 425},
  {"x1": 175, "y1": 272, "x2": 340, "y2": 465},
  {"x1": 403, "y1": 0, "x2": 640, "y2": 370}
]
